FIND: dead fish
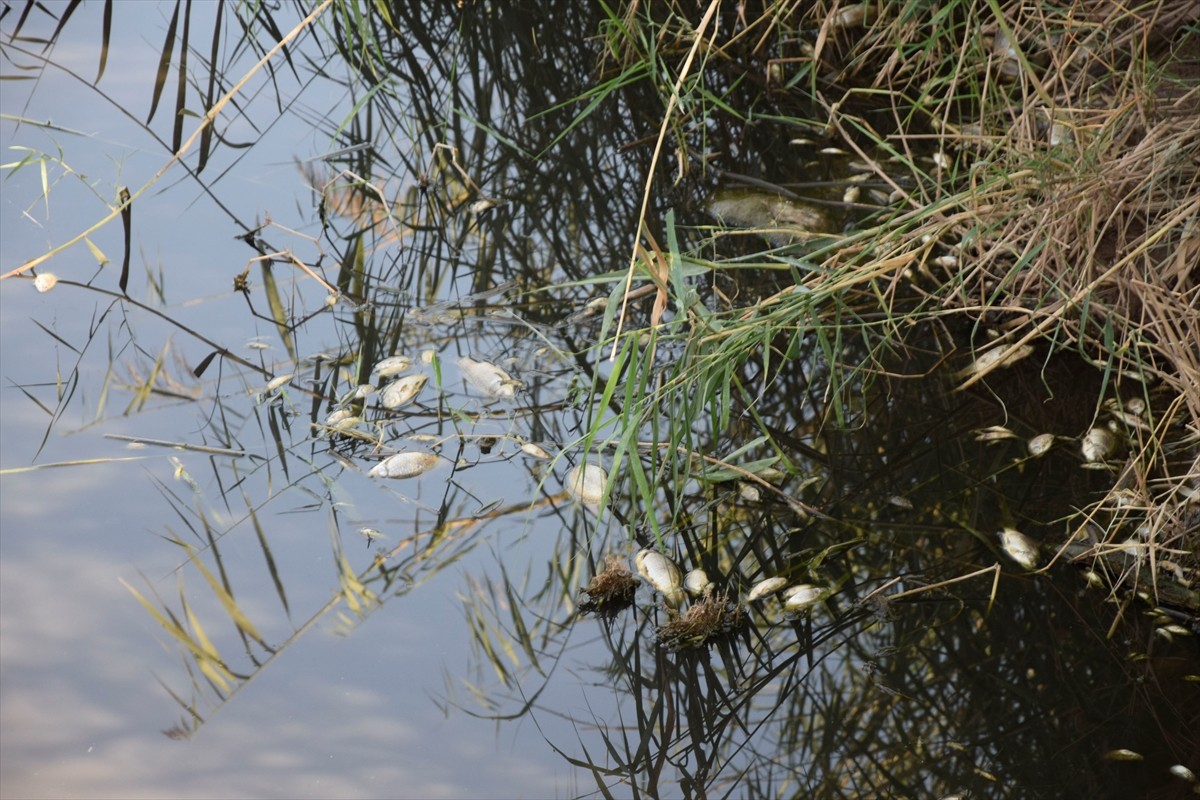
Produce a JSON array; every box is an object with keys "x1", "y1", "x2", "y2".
[
  {"x1": 1027, "y1": 433, "x2": 1055, "y2": 457},
  {"x1": 1080, "y1": 427, "x2": 1116, "y2": 462},
  {"x1": 974, "y1": 425, "x2": 1018, "y2": 443},
  {"x1": 266, "y1": 374, "x2": 294, "y2": 393},
  {"x1": 520, "y1": 442, "x2": 552, "y2": 459},
  {"x1": 458, "y1": 356, "x2": 522, "y2": 400},
  {"x1": 746, "y1": 577, "x2": 788, "y2": 602},
  {"x1": 565, "y1": 463, "x2": 607, "y2": 504},
  {"x1": 374, "y1": 355, "x2": 412, "y2": 378},
  {"x1": 380, "y1": 374, "x2": 427, "y2": 410},
  {"x1": 999, "y1": 528, "x2": 1039, "y2": 570},
  {"x1": 635, "y1": 549, "x2": 684, "y2": 607},
  {"x1": 320, "y1": 408, "x2": 361, "y2": 433},
  {"x1": 782, "y1": 584, "x2": 828, "y2": 612},
  {"x1": 958, "y1": 343, "x2": 1034, "y2": 379},
  {"x1": 683, "y1": 568, "x2": 712, "y2": 598},
  {"x1": 368, "y1": 451, "x2": 439, "y2": 479}
]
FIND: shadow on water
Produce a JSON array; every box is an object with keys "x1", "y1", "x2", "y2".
[{"x1": 2, "y1": 2, "x2": 1197, "y2": 798}]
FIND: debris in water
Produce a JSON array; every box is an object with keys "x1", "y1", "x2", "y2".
[
  {"x1": 656, "y1": 590, "x2": 744, "y2": 651},
  {"x1": 34, "y1": 273, "x2": 58, "y2": 292},
  {"x1": 579, "y1": 555, "x2": 639, "y2": 615}
]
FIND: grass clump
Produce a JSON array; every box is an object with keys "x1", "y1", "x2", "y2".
[{"x1": 589, "y1": 0, "x2": 1199, "y2": 624}]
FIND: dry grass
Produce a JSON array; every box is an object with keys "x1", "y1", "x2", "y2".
[{"x1": 618, "y1": 1, "x2": 1199, "y2": 618}]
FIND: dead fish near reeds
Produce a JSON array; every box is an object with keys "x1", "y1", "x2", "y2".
[
  {"x1": 684, "y1": 568, "x2": 713, "y2": 598},
  {"x1": 320, "y1": 408, "x2": 361, "y2": 434},
  {"x1": 565, "y1": 463, "x2": 608, "y2": 505},
  {"x1": 457, "y1": 356, "x2": 522, "y2": 400},
  {"x1": 957, "y1": 343, "x2": 1034, "y2": 380},
  {"x1": 999, "y1": 528, "x2": 1039, "y2": 570},
  {"x1": 746, "y1": 577, "x2": 788, "y2": 602},
  {"x1": 373, "y1": 355, "x2": 412, "y2": 378},
  {"x1": 368, "y1": 451, "x2": 439, "y2": 479},
  {"x1": 1027, "y1": 433, "x2": 1055, "y2": 457},
  {"x1": 1080, "y1": 427, "x2": 1117, "y2": 462},
  {"x1": 707, "y1": 188, "x2": 833, "y2": 246},
  {"x1": 380, "y1": 374, "x2": 427, "y2": 410},
  {"x1": 827, "y1": 3, "x2": 875, "y2": 29},
  {"x1": 635, "y1": 549, "x2": 684, "y2": 607},
  {"x1": 782, "y1": 584, "x2": 829, "y2": 613}
]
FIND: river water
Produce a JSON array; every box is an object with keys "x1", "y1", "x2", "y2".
[{"x1": 1, "y1": 4, "x2": 1196, "y2": 799}]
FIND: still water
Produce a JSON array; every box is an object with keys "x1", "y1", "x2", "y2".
[{"x1": 1, "y1": 4, "x2": 1196, "y2": 799}]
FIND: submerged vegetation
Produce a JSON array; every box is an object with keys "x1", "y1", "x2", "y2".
[{"x1": 2, "y1": 0, "x2": 1197, "y2": 796}]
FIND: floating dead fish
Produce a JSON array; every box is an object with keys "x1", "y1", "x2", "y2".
[
  {"x1": 374, "y1": 355, "x2": 412, "y2": 378},
  {"x1": 468, "y1": 197, "x2": 504, "y2": 214},
  {"x1": 842, "y1": 185, "x2": 861, "y2": 204},
  {"x1": 1049, "y1": 120, "x2": 1073, "y2": 147},
  {"x1": 380, "y1": 374, "x2": 427, "y2": 410},
  {"x1": 782, "y1": 584, "x2": 828, "y2": 612},
  {"x1": 684, "y1": 568, "x2": 713, "y2": 598},
  {"x1": 635, "y1": 549, "x2": 684, "y2": 606},
  {"x1": 827, "y1": 3, "x2": 873, "y2": 29},
  {"x1": 1103, "y1": 749, "x2": 1143, "y2": 762},
  {"x1": 974, "y1": 425, "x2": 1018, "y2": 443},
  {"x1": 320, "y1": 408, "x2": 361, "y2": 433},
  {"x1": 458, "y1": 356, "x2": 522, "y2": 400},
  {"x1": 932, "y1": 151, "x2": 951, "y2": 169},
  {"x1": 737, "y1": 483, "x2": 761, "y2": 503},
  {"x1": 958, "y1": 343, "x2": 1034, "y2": 378},
  {"x1": 265, "y1": 374, "x2": 294, "y2": 394},
  {"x1": 1105, "y1": 402, "x2": 1151, "y2": 432},
  {"x1": 1080, "y1": 427, "x2": 1116, "y2": 462},
  {"x1": 1027, "y1": 433, "x2": 1055, "y2": 457},
  {"x1": 746, "y1": 577, "x2": 788, "y2": 602},
  {"x1": 358, "y1": 527, "x2": 385, "y2": 543},
  {"x1": 565, "y1": 463, "x2": 607, "y2": 504},
  {"x1": 707, "y1": 188, "x2": 833, "y2": 246},
  {"x1": 520, "y1": 442, "x2": 551, "y2": 459},
  {"x1": 1168, "y1": 765, "x2": 1196, "y2": 782},
  {"x1": 999, "y1": 528, "x2": 1039, "y2": 569},
  {"x1": 34, "y1": 273, "x2": 58, "y2": 292},
  {"x1": 888, "y1": 495, "x2": 914, "y2": 510},
  {"x1": 368, "y1": 451, "x2": 439, "y2": 479}
]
